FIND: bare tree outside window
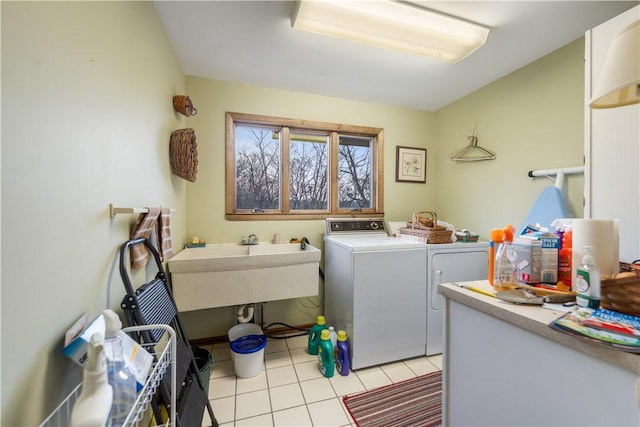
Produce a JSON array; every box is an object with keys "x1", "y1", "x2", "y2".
[
  {"x1": 338, "y1": 136, "x2": 372, "y2": 209},
  {"x1": 226, "y1": 112, "x2": 383, "y2": 220},
  {"x1": 289, "y1": 134, "x2": 328, "y2": 210},
  {"x1": 235, "y1": 126, "x2": 280, "y2": 210}
]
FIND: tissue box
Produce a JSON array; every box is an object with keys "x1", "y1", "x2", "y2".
[{"x1": 63, "y1": 313, "x2": 153, "y2": 390}]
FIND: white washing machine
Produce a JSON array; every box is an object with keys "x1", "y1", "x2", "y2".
[
  {"x1": 324, "y1": 218, "x2": 427, "y2": 370},
  {"x1": 426, "y1": 241, "x2": 489, "y2": 355}
]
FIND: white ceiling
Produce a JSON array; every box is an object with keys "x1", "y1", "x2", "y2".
[{"x1": 155, "y1": 1, "x2": 638, "y2": 112}]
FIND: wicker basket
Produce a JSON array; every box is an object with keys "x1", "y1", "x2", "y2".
[
  {"x1": 172, "y1": 95, "x2": 197, "y2": 117},
  {"x1": 398, "y1": 211, "x2": 452, "y2": 244},
  {"x1": 601, "y1": 274, "x2": 640, "y2": 316},
  {"x1": 169, "y1": 128, "x2": 198, "y2": 182}
]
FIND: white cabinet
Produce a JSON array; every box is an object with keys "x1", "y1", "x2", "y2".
[
  {"x1": 440, "y1": 285, "x2": 640, "y2": 427},
  {"x1": 585, "y1": 5, "x2": 640, "y2": 262}
]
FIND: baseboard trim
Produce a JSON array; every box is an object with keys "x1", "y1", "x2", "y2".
[{"x1": 190, "y1": 322, "x2": 314, "y2": 346}]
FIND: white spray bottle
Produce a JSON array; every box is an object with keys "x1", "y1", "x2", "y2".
[{"x1": 70, "y1": 333, "x2": 113, "y2": 427}]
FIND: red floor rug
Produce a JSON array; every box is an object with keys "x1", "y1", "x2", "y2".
[{"x1": 343, "y1": 371, "x2": 442, "y2": 427}]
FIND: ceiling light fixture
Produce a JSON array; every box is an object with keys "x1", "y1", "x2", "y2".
[
  {"x1": 290, "y1": 0, "x2": 490, "y2": 64},
  {"x1": 590, "y1": 20, "x2": 640, "y2": 109}
]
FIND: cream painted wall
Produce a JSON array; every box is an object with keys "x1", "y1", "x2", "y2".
[
  {"x1": 1, "y1": 2, "x2": 588, "y2": 424},
  {"x1": 1, "y1": 2, "x2": 187, "y2": 425},
  {"x1": 434, "y1": 39, "x2": 585, "y2": 235},
  {"x1": 181, "y1": 39, "x2": 586, "y2": 341},
  {"x1": 180, "y1": 77, "x2": 436, "y2": 339}
]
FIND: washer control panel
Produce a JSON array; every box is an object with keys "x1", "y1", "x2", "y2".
[{"x1": 325, "y1": 218, "x2": 387, "y2": 235}]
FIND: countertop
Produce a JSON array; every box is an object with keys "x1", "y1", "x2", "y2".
[{"x1": 439, "y1": 280, "x2": 640, "y2": 375}]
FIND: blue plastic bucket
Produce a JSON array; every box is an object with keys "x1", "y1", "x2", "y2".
[
  {"x1": 230, "y1": 335, "x2": 267, "y2": 354},
  {"x1": 230, "y1": 334, "x2": 267, "y2": 378}
]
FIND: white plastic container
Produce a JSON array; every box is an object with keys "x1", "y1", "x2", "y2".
[
  {"x1": 70, "y1": 333, "x2": 113, "y2": 427},
  {"x1": 228, "y1": 323, "x2": 263, "y2": 342},
  {"x1": 228, "y1": 323, "x2": 266, "y2": 378},
  {"x1": 228, "y1": 323, "x2": 262, "y2": 362}
]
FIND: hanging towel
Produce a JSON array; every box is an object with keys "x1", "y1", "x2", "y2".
[
  {"x1": 130, "y1": 207, "x2": 161, "y2": 269},
  {"x1": 158, "y1": 207, "x2": 174, "y2": 261}
]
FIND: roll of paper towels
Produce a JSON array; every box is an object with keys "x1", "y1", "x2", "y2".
[{"x1": 572, "y1": 219, "x2": 619, "y2": 283}]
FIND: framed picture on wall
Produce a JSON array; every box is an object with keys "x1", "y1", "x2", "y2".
[{"x1": 396, "y1": 146, "x2": 427, "y2": 183}]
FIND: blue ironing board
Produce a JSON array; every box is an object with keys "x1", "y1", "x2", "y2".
[{"x1": 519, "y1": 186, "x2": 567, "y2": 233}]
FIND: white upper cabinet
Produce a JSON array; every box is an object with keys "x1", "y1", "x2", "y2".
[{"x1": 584, "y1": 5, "x2": 640, "y2": 262}]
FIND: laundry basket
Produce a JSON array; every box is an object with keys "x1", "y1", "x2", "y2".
[{"x1": 398, "y1": 211, "x2": 453, "y2": 244}]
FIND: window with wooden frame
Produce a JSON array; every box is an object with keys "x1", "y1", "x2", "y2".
[{"x1": 225, "y1": 112, "x2": 384, "y2": 220}]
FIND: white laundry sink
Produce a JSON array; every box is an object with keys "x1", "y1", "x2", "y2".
[{"x1": 167, "y1": 243, "x2": 321, "y2": 311}]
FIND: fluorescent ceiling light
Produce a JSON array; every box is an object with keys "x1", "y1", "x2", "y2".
[
  {"x1": 590, "y1": 20, "x2": 640, "y2": 109},
  {"x1": 290, "y1": 0, "x2": 490, "y2": 63}
]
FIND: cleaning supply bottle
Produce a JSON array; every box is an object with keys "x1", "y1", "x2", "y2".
[
  {"x1": 558, "y1": 229, "x2": 573, "y2": 290},
  {"x1": 488, "y1": 228, "x2": 504, "y2": 286},
  {"x1": 103, "y1": 309, "x2": 137, "y2": 426},
  {"x1": 328, "y1": 326, "x2": 338, "y2": 357},
  {"x1": 70, "y1": 333, "x2": 113, "y2": 427},
  {"x1": 335, "y1": 330, "x2": 350, "y2": 376},
  {"x1": 494, "y1": 225, "x2": 517, "y2": 291},
  {"x1": 308, "y1": 315, "x2": 327, "y2": 356},
  {"x1": 318, "y1": 329, "x2": 335, "y2": 378},
  {"x1": 576, "y1": 246, "x2": 601, "y2": 309}
]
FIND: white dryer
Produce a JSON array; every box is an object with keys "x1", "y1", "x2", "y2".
[{"x1": 426, "y1": 241, "x2": 489, "y2": 355}]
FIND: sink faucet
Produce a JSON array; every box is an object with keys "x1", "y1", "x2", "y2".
[
  {"x1": 241, "y1": 234, "x2": 259, "y2": 245},
  {"x1": 300, "y1": 237, "x2": 309, "y2": 250}
]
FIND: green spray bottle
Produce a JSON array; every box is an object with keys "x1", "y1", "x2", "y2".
[
  {"x1": 308, "y1": 315, "x2": 327, "y2": 355},
  {"x1": 318, "y1": 329, "x2": 335, "y2": 378}
]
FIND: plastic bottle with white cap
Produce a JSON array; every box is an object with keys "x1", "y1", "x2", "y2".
[{"x1": 103, "y1": 309, "x2": 137, "y2": 426}]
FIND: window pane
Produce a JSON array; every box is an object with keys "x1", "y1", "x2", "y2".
[
  {"x1": 338, "y1": 135, "x2": 372, "y2": 209},
  {"x1": 289, "y1": 133, "x2": 328, "y2": 210},
  {"x1": 235, "y1": 125, "x2": 280, "y2": 210}
]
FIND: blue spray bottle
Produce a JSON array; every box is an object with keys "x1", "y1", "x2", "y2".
[
  {"x1": 318, "y1": 329, "x2": 335, "y2": 378},
  {"x1": 308, "y1": 315, "x2": 327, "y2": 355},
  {"x1": 336, "y1": 330, "x2": 350, "y2": 376}
]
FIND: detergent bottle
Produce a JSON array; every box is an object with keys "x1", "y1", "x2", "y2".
[
  {"x1": 308, "y1": 315, "x2": 327, "y2": 356},
  {"x1": 318, "y1": 329, "x2": 335, "y2": 378},
  {"x1": 335, "y1": 330, "x2": 350, "y2": 376}
]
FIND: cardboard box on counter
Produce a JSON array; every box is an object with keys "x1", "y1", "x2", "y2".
[
  {"x1": 513, "y1": 237, "x2": 542, "y2": 284},
  {"x1": 519, "y1": 225, "x2": 560, "y2": 284}
]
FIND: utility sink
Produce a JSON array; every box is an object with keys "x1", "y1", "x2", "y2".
[{"x1": 167, "y1": 243, "x2": 321, "y2": 311}]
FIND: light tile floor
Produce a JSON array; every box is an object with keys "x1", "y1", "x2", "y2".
[{"x1": 201, "y1": 334, "x2": 442, "y2": 427}]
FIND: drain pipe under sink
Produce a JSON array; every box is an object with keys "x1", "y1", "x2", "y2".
[{"x1": 237, "y1": 304, "x2": 254, "y2": 323}]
